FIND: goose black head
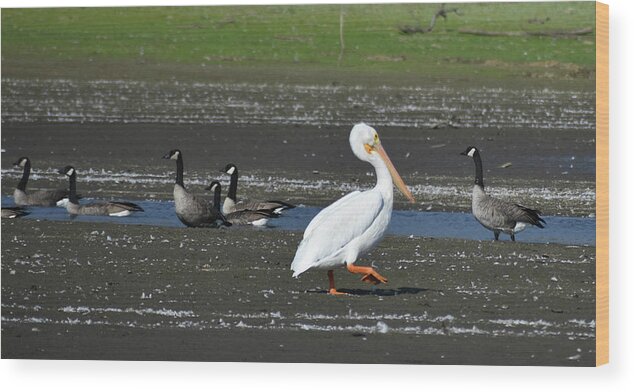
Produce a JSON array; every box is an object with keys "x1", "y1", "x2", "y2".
[
  {"x1": 13, "y1": 157, "x2": 30, "y2": 167},
  {"x1": 460, "y1": 146, "x2": 479, "y2": 158},
  {"x1": 163, "y1": 149, "x2": 181, "y2": 160},
  {"x1": 205, "y1": 180, "x2": 221, "y2": 192},
  {"x1": 58, "y1": 165, "x2": 76, "y2": 177},
  {"x1": 223, "y1": 163, "x2": 237, "y2": 175}
]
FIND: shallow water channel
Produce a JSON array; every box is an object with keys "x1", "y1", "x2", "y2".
[{"x1": 3, "y1": 196, "x2": 595, "y2": 246}]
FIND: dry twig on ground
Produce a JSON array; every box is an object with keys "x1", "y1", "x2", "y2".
[
  {"x1": 458, "y1": 27, "x2": 593, "y2": 38},
  {"x1": 399, "y1": 3, "x2": 460, "y2": 34}
]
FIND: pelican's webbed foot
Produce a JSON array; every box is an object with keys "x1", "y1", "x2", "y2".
[
  {"x1": 327, "y1": 270, "x2": 348, "y2": 295},
  {"x1": 346, "y1": 263, "x2": 388, "y2": 285},
  {"x1": 360, "y1": 273, "x2": 388, "y2": 285}
]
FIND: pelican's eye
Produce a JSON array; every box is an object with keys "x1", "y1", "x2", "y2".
[{"x1": 373, "y1": 133, "x2": 379, "y2": 145}]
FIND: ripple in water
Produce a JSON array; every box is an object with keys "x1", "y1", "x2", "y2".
[{"x1": 2, "y1": 196, "x2": 595, "y2": 246}]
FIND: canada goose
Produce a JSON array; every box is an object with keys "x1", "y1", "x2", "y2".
[
  {"x1": 205, "y1": 181, "x2": 275, "y2": 226},
  {"x1": 1, "y1": 206, "x2": 30, "y2": 219},
  {"x1": 461, "y1": 146, "x2": 545, "y2": 241},
  {"x1": 221, "y1": 163, "x2": 295, "y2": 215},
  {"x1": 58, "y1": 166, "x2": 144, "y2": 216},
  {"x1": 162, "y1": 149, "x2": 230, "y2": 228},
  {"x1": 13, "y1": 157, "x2": 71, "y2": 207}
]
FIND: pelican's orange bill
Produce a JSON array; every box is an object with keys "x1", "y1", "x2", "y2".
[{"x1": 374, "y1": 143, "x2": 416, "y2": 203}]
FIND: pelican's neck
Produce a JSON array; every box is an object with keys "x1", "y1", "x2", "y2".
[
  {"x1": 227, "y1": 170, "x2": 238, "y2": 203},
  {"x1": 175, "y1": 154, "x2": 184, "y2": 188},
  {"x1": 373, "y1": 160, "x2": 394, "y2": 201},
  {"x1": 17, "y1": 161, "x2": 31, "y2": 191},
  {"x1": 472, "y1": 150, "x2": 484, "y2": 189}
]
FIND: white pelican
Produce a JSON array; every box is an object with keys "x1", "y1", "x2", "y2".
[{"x1": 291, "y1": 123, "x2": 415, "y2": 295}]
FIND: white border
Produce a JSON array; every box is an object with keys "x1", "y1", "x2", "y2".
[{"x1": 1, "y1": 0, "x2": 632, "y2": 391}]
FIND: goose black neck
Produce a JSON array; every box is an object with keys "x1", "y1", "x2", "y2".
[
  {"x1": 68, "y1": 173, "x2": 79, "y2": 204},
  {"x1": 175, "y1": 155, "x2": 184, "y2": 187},
  {"x1": 472, "y1": 150, "x2": 484, "y2": 188},
  {"x1": 227, "y1": 170, "x2": 238, "y2": 201},
  {"x1": 17, "y1": 161, "x2": 31, "y2": 191},
  {"x1": 213, "y1": 184, "x2": 221, "y2": 209}
]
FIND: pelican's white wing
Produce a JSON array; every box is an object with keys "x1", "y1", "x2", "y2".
[
  {"x1": 291, "y1": 190, "x2": 383, "y2": 277},
  {"x1": 302, "y1": 191, "x2": 361, "y2": 239}
]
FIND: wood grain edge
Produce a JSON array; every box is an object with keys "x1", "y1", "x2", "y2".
[{"x1": 595, "y1": 1, "x2": 609, "y2": 367}]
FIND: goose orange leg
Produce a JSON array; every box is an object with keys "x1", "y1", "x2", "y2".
[
  {"x1": 327, "y1": 270, "x2": 347, "y2": 295},
  {"x1": 346, "y1": 263, "x2": 388, "y2": 285}
]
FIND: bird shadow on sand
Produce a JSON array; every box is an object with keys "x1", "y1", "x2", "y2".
[{"x1": 306, "y1": 287, "x2": 430, "y2": 296}]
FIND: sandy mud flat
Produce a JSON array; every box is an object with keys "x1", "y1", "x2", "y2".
[
  {"x1": 2, "y1": 76, "x2": 595, "y2": 216},
  {"x1": 1, "y1": 122, "x2": 595, "y2": 216},
  {"x1": 2, "y1": 219, "x2": 595, "y2": 365},
  {"x1": 1, "y1": 75, "x2": 596, "y2": 365}
]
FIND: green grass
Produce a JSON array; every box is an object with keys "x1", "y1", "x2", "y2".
[{"x1": 1, "y1": 2, "x2": 596, "y2": 81}]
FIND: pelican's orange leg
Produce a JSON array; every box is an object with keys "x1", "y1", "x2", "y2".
[
  {"x1": 327, "y1": 270, "x2": 347, "y2": 295},
  {"x1": 346, "y1": 263, "x2": 388, "y2": 285}
]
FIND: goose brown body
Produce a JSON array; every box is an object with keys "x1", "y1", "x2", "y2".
[
  {"x1": 58, "y1": 166, "x2": 143, "y2": 217},
  {"x1": 163, "y1": 150, "x2": 230, "y2": 228},
  {"x1": 462, "y1": 146, "x2": 545, "y2": 241},
  {"x1": 13, "y1": 157, "x2": 70, "y2": 207}
]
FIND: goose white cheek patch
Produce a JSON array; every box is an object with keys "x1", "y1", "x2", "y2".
[
  {"x1": 226, "y1": 166, "x2": 236, "y2": 175},
  {"x1": 467, "y1": 148, "x2": 476, "y2": 158}
]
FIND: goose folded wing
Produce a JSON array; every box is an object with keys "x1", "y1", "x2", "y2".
[
  {"x1": 39, "y1": 189, "x2": 69, "y2": 200},
  {"x1": 188, "y1": 194, "x2": 216, "y2": 215},
  {"x1": 110, "y1": 201, "x2": 144, "y2": 211},
  {"x1": 488, "y1": 197, "x2": 544, "y2": 227}
]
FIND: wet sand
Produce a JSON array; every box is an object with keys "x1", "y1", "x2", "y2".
[
  {"x1": 1, "y1": 71, "x2": 596, "y2": 366},
  {"x1": 1, "y1": 123, "x2": 595, "y2": 216},
  {"x1": 1, "y1": 219, "x2": 595, "y2": 365}
]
